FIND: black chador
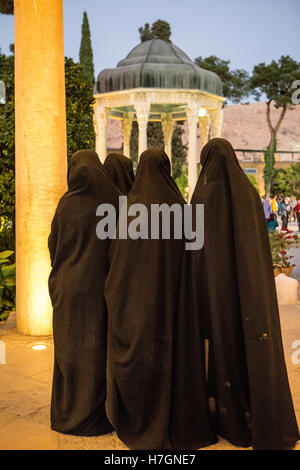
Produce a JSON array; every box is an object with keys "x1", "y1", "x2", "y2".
[
  {"x1": 48, "y1": 149, "x2": 120, "y2": 436},
  {"x1": 104, "y1": 148, "x2": 186, "y2": 449},
  {"x1": 191, "y1": 138, "x2": 299, "y2": 450},
  {"x1": 103, "y1": 152, "x2": 134, "y2": 195}
]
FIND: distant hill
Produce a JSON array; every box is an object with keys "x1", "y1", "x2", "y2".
[
  {"x1": 106, "y1": 102, "x2": 300, "y2": 153},
  {"x1": 221, "y1": 102, "x2": 300, "y2": 151}
]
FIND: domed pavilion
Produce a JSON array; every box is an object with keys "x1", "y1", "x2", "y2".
[{"x1": 94, "y1": 39, "x2": 226, "y2": 194}]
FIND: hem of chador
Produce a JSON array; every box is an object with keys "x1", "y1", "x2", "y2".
[
  {"x1": 51, "y1": 423, "x2": 115, "y2": 437},
  {"x1": 252, "y1": 436, "x2": 300, "y2": 451},
  {"x1": 172, "y1": 436, "x2": 219, "y2": 451},
  {"x1": 218, "y1": 434, "x2": 252, "y2": 449}
]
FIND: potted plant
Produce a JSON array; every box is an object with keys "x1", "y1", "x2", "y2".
[
  {"x1": 268, "y1": 231, "x2": 299, "y2": 276},
  {"x1": 0, "y1": 250, "x2": 16, "y2": 323}
]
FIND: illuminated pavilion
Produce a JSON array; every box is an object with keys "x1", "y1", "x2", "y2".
[{"x1": 94, "y1": 39, "x2": 226, "y2": 194}]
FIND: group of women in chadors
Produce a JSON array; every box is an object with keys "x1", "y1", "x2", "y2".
[{"x1": 48, "y1": 139, "x2": 299, "y2": 450}]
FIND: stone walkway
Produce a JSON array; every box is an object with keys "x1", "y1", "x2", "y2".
[{"x1": 0, "y1": 221, "x2": 299, "y2": 450}]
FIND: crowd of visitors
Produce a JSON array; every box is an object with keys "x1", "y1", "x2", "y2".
[{"x1": 262, "y1": 195, "x2": 300, "y2": 233}]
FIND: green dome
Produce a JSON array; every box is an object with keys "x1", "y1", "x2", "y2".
[{"x1": 95, "y1": 39, "x2": 223, "y2": 96}]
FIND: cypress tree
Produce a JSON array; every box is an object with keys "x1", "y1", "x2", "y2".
[{"x1": 79, "y1": 11, "x2": 95, "y2": 87}]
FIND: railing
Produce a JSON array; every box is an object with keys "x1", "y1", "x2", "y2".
[{"x1": 234, "y1": 149, "x2": 300, "y2": 163}]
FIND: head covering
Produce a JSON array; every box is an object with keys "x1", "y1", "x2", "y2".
[
  {"x1": 48, "y1": 149, "x2": 121, "y2": 436},
  {"x1": 103, "y1": 152, "x2": 134, "y2": 194},
  {"x1": 104, "y1": 148, "x2": 189, "y2": 449},
  {"x1": 191, "y1": 138, "x2": 299, "y2": 449}
]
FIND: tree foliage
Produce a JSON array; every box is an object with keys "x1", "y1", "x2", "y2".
[
  {"x1": 263, "y1": 138, "x2": 276, "y2": 195},
  {"x1": 139, "y1": 20, "x2": 172, "y2": 43},
  {"x1": 250, "y1": 56, "x2": 300, "y2": 148},
  {"x1": 194, "y1": 55, "x2": 249, "y2": 104},
  {"x1": 0, "y1": 51, "x2": 96, "y2": 253},
  {"x1": 79, "y1": 11, "x2": 95, "y2": 87},
  {"x1": 0, "y1": 48, "x2": 15, "y2": 249},
  {"x1": 273, "y1": 163, "x2": 300, "y2": 198},
  {"x1": 171, "y1": 124, "x2": 187, "y2": 180},
  {"x1": 65, "y1": 57, "x2": 95, "y2": 160},
  {"x1": 0, "y1": 0, "x2": 13, "y2": 14},
  {"x1": 249, "y1": 55, "x2": 300, "y2": 193}
]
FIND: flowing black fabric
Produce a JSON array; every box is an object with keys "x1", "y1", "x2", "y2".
[
  {"x1": 104, "y1": 148, "x2": 187, "y2": 449},
  {"x1": 191, "y1": 138, "x2": 299, "y2": 450},
  {"x1": 169, "y1": 249, "x2": 218, "y2": 449},
  {"x1": 103, "y1": 152, "x2": 134, "y2": 195},
  {"x1": 48, "y1": 149, "x2": 121, "y2": 436}
]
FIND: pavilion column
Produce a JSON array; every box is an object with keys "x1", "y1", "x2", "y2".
[
  {"x1": 14, "y1": 0, "x2": 67, "y2": 335},
  {"x1": 210, "y1": 108, "x2": 224, "y2": 138},
  {"x1": 121, "y1": 116, "x2": 133, "y2": 158},
  {"x1": 95, "y1": 105, "x2": 108, "y2": 162},
  {"x1": 161, "y1": 114, "x2": 174, "y2": 164},
  {"x1": 134, "y1": 96, "x2": 150, "y2": 159},
  {"x1": 186, "y1": 103, "x2": 200, "y2": 200},
  {"x1": 198, "y1": 115, "x2": 210, "y2": 148}
]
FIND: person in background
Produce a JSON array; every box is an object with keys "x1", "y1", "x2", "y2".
[
  {"x1": 271, "y1": 195, "x2": 278, "y2": 217},
  {"x1": 281, "y1": 197, "x2": 291, "y2": 231},
  {"x1": 291, "y1": 196, "x2": 297, "y2": 222},
  {"x1": 103, "y1": 152, "x2": 134, "y2": 195},
  {"x1": 294, "y1": 199, "x2": 300, "y2": 232},
  {"x1": 267, "y1": 213, "x2": 279, "y2": 233},
  {"x1": 263, "y1": 197, "x2": 273, "y2": 223},
  {"x1": 277, "y1": 195, "x2": 283, "y2": 216}
]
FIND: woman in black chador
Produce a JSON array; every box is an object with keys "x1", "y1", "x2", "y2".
[
  {"x1": 48, "y1": 149, "x2": 120, "y2": 436},
  {"x1": 103, "y1": 152, "x2": 134, "y2": 194},
  {"x1": 191, "y1": 138, "x2": 299, "y2": 450},
  {"x1": 104, "y1": 148, "x2": 188, "y2": 449}
]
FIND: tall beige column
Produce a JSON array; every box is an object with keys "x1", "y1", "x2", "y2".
[
  {"x1": 198, "y1": 115, "x2": 210, "y2": 148},
  {"x1": 14, "y1": 0, "x2": 67, "y2": 335},
  {"x1": 95, "y1": 105, "x2": 108, "y2": 162},
  {"x1": 161, "y1": 114, "x2": 174, "y2": 164},
  {"x1": 121, "y1": 116, "x2": 133, "y2": 158},
  {"x1": 210, "y1": 108, "x2": 224, "y2": 138},
  {"x1": 186, "y1": 103, "x2": 200, "y2": 200},
  {"x1": 134, "y1": 96, "x2": 150, "y2": 159}
]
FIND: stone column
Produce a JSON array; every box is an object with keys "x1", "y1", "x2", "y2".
[
  {"x1": 210, "y1": 108, "x2": 223, "y2": 138},
  {"x1": 161, "y1": 114, "x2": 174, "y2": 163},
  {"x1": 14, "y1": 0, "x2": 67, "y2": 335},
  {"x1": 186, "y1": 102, "x2": 200, "y2": 200},
  {"x1": 95, "y1": 105, "x2": 108, "y2": 163},
  {"x1": 134, "y1": 95, "x2": 150, "y2": 159},
  {"x1": 198, "y1": 115, "x2": 210, "y2": 148},
  {"x1": 121, "y1": 116, "x2": 133, "y2": 158}
]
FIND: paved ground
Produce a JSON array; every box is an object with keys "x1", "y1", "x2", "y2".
[{"x1": 0, "y1": 221, "x2": 300, "y2": 451}]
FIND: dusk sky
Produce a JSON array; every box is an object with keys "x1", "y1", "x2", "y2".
[{"x1": 0, "y1": 0, "x2": 299, "y2": 78}]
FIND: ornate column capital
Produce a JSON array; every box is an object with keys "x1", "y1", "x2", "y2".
[
  {"x1": 185, "y1": 101, "x2": 201, "y2": 124},
  {"x1": 186, "y1": 102, "x2": 201, "y2": 200},
  {"x1": 198, "y1": 115, "x2": 210, "y2": 148},
  {"x1": 134, "y1": 94, "x2": 151, "y2": 158},
  {"x1": 161, "y1": 114, "x2": 174, "y2": 162},
  {"x1": 94, "y1": 104, "x2": 108, "y2": 162},
  {"x1": 121, "y1": 115, "x2": 133, "y2": 158},
  {"x1": 209, "y1": 108, "x2": 224, "y2": 138}
]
